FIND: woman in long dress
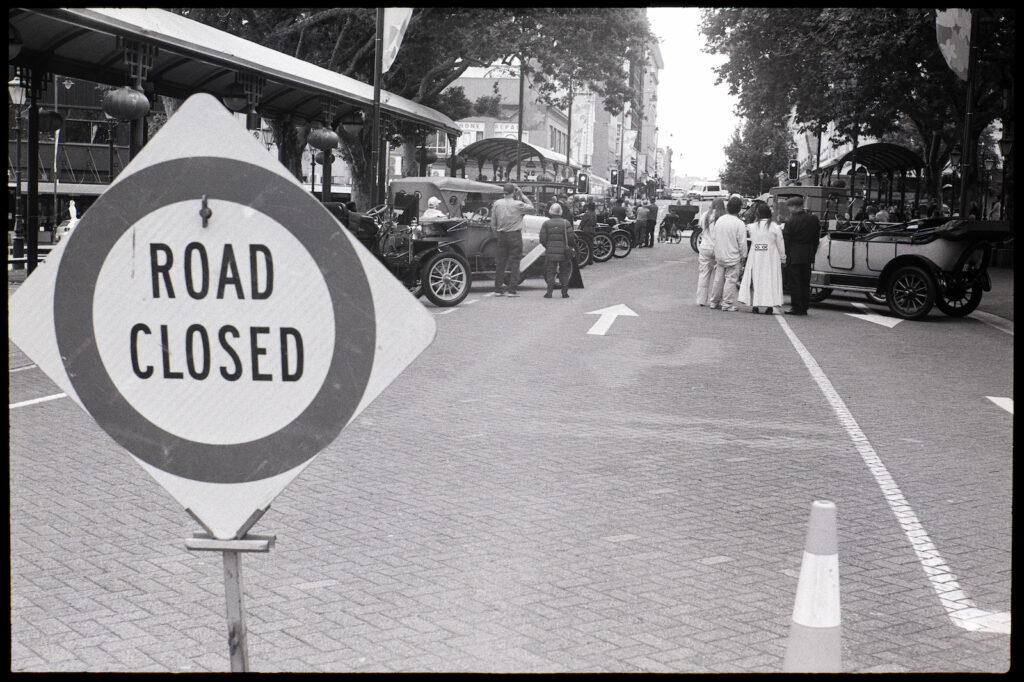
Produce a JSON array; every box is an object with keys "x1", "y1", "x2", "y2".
[{"x1": 738, "y1": 202, "x2": 786, "y2": 314}]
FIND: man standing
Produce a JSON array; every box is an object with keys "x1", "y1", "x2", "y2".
[
  {"x1": 782, "y1": 195, "x2": 821, "y2": 315},
  {"x1": 635, "y1": 201, "x2": 650, "y2": 247},
  {"x1": 491, "y1": 183, "x2": 535, "y2": 297},
  {"x1": 708, "y1": 195, "x2": 748, "y2": 311},
  {"x1": 646, "y1": 199, "x2": 659, "y2": 247},
  {"x1": 610, "y1": 198, "x2": 627, "y2": 224}
]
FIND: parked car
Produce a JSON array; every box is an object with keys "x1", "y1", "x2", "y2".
[{"x1": 808, "y1": 218, "x2": 1011, "y2": 319}]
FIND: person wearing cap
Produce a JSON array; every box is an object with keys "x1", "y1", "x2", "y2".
[
  {"x1": 421, "y1": 196, "x2": 447, "y2": 222},
  {"x1": 490, "y1": 183, "x2": 535, "y2": 297},
  {"x1": 555, "y1": 192, "x2": 575, "y2": 226},
  {"x1": 538, "y1": 202, "x2": 574, "y2": 298},
  {"x1": 782, "y1": 194, "x2": 821, "y2": 315}
]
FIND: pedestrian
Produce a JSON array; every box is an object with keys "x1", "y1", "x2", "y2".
[
  {"x1": 989, "y1": 198, "x2": 1002, "y2": 220},
  {"x1": 695, "y1": 198, "x2": 726, "y2": 306},
  {"x1": 737, "y1": 203, "x2": 786, "y2": 314},
  {"x1": 873, "y1": 204, "x2": 890, "y2": 222},
  {"x1": 538, "y1": 203, "x2": 574, "y2": 298},
  {"x1": 578, "y1": 201, "x2": 599, "y2": 234},
  {"x1": 555, "y1": 192, "x2": 575, "y2": 225},
  {"x1": 708, "y1": 195, "x2": 748, "y2": 311},
  {"x1": 782, "y1": 195, "x2": 821, "y2": 315},
  {"x1": 635, "y1": 201, "x2": 650, "y2": 247},
  {"x1": 490, "y1": 183, "x2": 535, "y2": 297},
  {"x1": 645, "y1": 199, "x2": 659, "y2": 247}
]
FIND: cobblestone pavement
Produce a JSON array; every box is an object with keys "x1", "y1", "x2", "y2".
[{"x1": 9, "y1": 244, "x2": 1012, "y2": 672}]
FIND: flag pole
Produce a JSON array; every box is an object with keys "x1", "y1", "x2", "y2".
[
  {"x1": 371, "y1": 8, "x2": 384, "y2": 207},
  {"x1": 958, "y1": 10, "x2": 978, "y2": 219}
]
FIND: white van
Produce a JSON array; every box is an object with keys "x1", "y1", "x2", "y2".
[{"x1": 686, "y1": 181, "x2": 729, "y2": 201}]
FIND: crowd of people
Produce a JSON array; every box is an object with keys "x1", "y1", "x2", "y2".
[
  {"x1": 696, "y1": 194, "x2": 819, "y2": 315},
  {"x1": 487, "y1": 186, "x2": 826, "y2": 315}
]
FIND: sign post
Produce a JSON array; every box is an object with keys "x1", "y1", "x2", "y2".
[{"x1": 8, "y1": 93, "x2": 436, "y2": 671}]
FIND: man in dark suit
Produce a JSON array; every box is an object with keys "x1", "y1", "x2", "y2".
[{"x1": 782, "y1": 195, "x2": 821, "y2": 315}]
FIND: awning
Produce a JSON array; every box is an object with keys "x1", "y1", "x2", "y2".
[
  {"x1": 828, "y1": 143, "x2": 925, "y2": 174},
  {"x1": 9, "y1": 7, "x2": 460, "y2": 136},
  {"x1": 458, "y1": 137, "x2": 581, "y2": 170}
]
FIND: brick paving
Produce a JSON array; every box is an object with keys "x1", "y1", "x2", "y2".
[{"x1": 8, "y1": 244, "x2": 1012, "y2": 672}]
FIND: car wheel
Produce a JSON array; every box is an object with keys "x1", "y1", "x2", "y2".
[
  {"x1": 689, "y1": 226, "x2": 702, "y2": 253},
  {"x1": 611, "y1": 230, "x2": 632, "y2": 257},
  {"x1": 574, "y1": 235, "x2": 593, "y2": 268},
  {"x1": 865, "y1": 292, "x2": 887, "y2": 305},
  {"x1": 591, "y1": 233, "x2": 615, "y2": 262},
  {"x1": 421, "y1": 251, "x2": 471, "y2": 307},
  {"x1": 886, "y1": 265, "x2": 935, "y2": 319},
  {"x1": 808, "y1": 286, "x2": 832, "y2": 303},
  {"x1": 934, "y1": 281, "x2": 983, "y2": 317}
]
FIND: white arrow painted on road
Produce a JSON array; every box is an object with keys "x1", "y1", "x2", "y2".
[
  {"x1": 986, "y1": 396, "x2": 1013, "y2": 414},
  {"x1": 586, "y1": 304, "x2": 638, "y2": 336},
  {"x1": 845, "y1": 301, "x2": 903, "y2": 328}
]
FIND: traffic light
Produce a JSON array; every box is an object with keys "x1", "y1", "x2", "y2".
[
  {"x1": 788, "y1": 159, "x2": 799, "y2": 181},
  {"x1": 577, "y1": 171, "x2": 589, "y2": 194},
  {"x1": 610, "y1": 169, "x2": 619, "y2": 185}
]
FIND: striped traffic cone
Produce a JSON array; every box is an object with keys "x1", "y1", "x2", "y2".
[{"x1": 783, "y1": 500, "x2": 841, "y2": 672}]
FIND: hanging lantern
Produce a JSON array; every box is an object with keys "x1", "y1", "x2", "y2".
[
  {"x1": 307, "y1": 125, "x2": 340, "y2": 151},
  {"x1": 101, "y1": 85, "x2": 151, "y2": 121},
  {"x1": 36, "y1": 109, "x2": 64, "y2": 133},
  {"x1": 245, "y1": 109, "x2": 261, "y2": 131}
]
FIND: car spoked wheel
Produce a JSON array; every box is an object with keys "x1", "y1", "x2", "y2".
[
  {"x1": 886, "y1": 265, "x2": 935, "y2": 319},
  {"x1": 574, "y1": 236, "x2": 592, "y2": 268},
  {"x1": 808, "y1": 286, "x2": 832, "y2": 303},
  {"x1": 421, "y1": 252, "x2": 471, "y2": 307},
  {"x1": 590, "y1": 233, "x2": 615, "y2": 262},
  {"x1": 689, "y1": 226, "x2": 702, "y2": 253},
  {"x1": 934, "y1": 279, "x2": 983, "y2": 317},
  {"x1": 612, "y1": 231, "x2": 632, "y2": 257}
]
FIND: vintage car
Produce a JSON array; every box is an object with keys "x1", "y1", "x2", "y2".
[{"x1": 808, "y1": 218, "x2": 1011, "y2": 319}]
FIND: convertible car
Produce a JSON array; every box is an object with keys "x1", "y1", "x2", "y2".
[{"x1": 808, "y1": 218, "x2": 1011, "y2": 319}]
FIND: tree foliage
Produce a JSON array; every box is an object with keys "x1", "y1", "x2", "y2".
[
  {"x1": 172, "y1": 7, "x2": 653, "y2": 208},
  {"x1": 719, "y1": 119, "x2": 796, "y2": 197},
  {"x1": 701, "y1": 7, "x2": 1014, "y2": 208}
]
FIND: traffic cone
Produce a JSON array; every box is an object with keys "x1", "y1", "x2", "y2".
[{"x1": 783, "y1": 500, "x2": 841, "y2": 672}]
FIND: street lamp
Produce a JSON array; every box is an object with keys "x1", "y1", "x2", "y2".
[
  {"x1": 8, "y1": 77, "x2": 26, "y2": 261},
  {"x1": 983, "y1": 155, "x2": 995, "y2": 218},
  {"x1": 998, "y1": 135, "x2": 1012, "y2": 220}
]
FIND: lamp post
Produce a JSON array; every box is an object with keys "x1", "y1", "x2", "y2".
[
  {"x1": 8, "y1": 78, "x2": 26, "y2": 263},
  {"x1": 949, "y1": 145, "x2": 961, "y2": 215},
  {"x1": 998, "y1": 135, "x2": 1012, "y2": 220},
  {"x1": 983, "y1": 156, "x2": 995, "y2": 218}
]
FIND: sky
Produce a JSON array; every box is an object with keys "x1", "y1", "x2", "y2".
[{"x1": 646, "y1": 6, "x2": 739, "y2": 184}]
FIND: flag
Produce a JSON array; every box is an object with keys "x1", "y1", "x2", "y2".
[
  {"x1": 936, "y1": 9, "x2": 971, "y2": 81},
  {"x1": 381, "y1": 8, "x2": 413, "y2": 74}
]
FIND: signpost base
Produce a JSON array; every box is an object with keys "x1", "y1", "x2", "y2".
[{"x1": 186, "y1": 531, "x2": 276, "y2": 672}]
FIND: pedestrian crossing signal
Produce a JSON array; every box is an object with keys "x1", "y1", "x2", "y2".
[{"x1": 788, "y1": 159, "x2": 800, "y2": 181}]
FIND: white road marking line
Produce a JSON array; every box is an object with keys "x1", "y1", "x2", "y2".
[
  {"x1": 463, "y1": 297, "x2": 481, "y2": 305},
  {"x1": 9, "y1": 393, "x2": 67, "y2": 409},
  {"x1": 776, "y1": 315, "x2": 1010, "y2": 635},
  {"x1": 845, "y1": 301, "x2": 903, "y2": 328},
  {"x1": 969, "y1": 310, "x2": 1014, "y2": 336},
  {"x1": 986, "y1": 396, "x2": 1013, "y2": 414},
  {"x1": 9, "y1": 364, "x2": 38, "y2": 373},
  {"x1": 432, "y1": 307, "x2": 458, "y2": 315}
]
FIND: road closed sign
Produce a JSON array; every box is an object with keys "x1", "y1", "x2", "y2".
[{"x1": 8, "y1": 93, "x2": 436, "y2": 539}]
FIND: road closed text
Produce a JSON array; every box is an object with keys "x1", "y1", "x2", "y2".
[{"x1": 129, "y1": 242, "x2": 304, "y2": 381}]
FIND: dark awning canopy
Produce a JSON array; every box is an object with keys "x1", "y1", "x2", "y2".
[
  {"x1": 9, "y1": 7, "x2": 460, "y2": 135},
  {"x1": 458, "y1": 137, "x2": 580, "y2": 170},
  {"x1": 831, "y1": 143, "x2": 925, "y2": 174}
]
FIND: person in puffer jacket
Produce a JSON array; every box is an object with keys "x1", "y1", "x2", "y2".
[{"x1": 538, "y1": 203, "x2": 574, "y2": 298}]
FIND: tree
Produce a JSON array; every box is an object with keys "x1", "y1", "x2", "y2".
[
  {"x1": 701, "y1": 8, "x2": 1014, "y2": 211},
  {"x1": 174, "y1": 8, "x2": 653, "y2": 208},
  {"x1": 719, "y1": 118, "x2": 796, "y2": 196}
]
